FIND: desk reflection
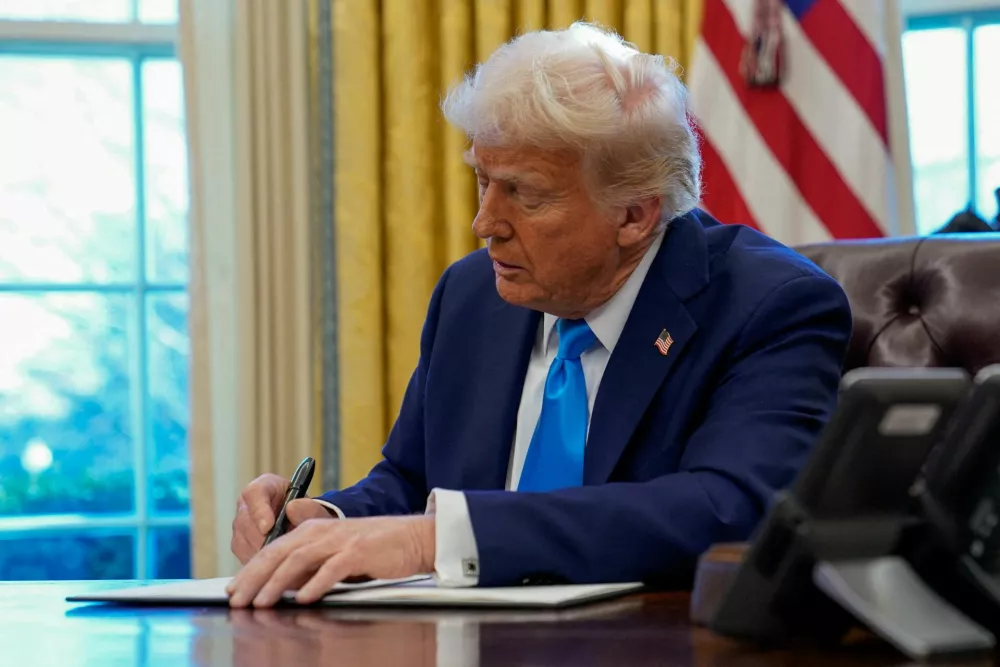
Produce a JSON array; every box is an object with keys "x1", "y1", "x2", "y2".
[
  {"x1": 192, "y1": 598, "x2": 648, "y2": 667},
  {"x1": 5, "y1": 583, "x2": 994, "y2": 667}
]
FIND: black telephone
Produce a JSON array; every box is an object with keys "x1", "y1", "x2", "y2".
[
  {"x1": 905, "y1": 364, "x2": 1000, "y2": 635},
  {"x1": 708, "y1": 368, "x2": 974, "y2": 649}
]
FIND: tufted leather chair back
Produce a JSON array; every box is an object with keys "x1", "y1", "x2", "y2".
[{"x1": 795, "y1": 234, "x2": 1000, "y2": 375}]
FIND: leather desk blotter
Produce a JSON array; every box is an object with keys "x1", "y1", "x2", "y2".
[{"x1": 688, "y1": 542, "x2": 749, "y2": 626}]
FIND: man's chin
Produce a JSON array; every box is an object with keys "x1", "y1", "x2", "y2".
[{"x1": 494, "y1": 277, "x2": 542, "y2": 309}]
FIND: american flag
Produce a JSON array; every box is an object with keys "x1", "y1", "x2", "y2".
[
  {"x1": 688, "y1": 0, "x2": 911, "y2": 244},
  {"x1": 654, "y1": 329, "x2": 674, "y2": 356}
]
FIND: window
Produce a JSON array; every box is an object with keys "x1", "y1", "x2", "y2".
[
  {"x1": 903, "y1": 7, "x2": 1000, "y2": 234},
  {"x1": 0, "y1": 1, "x2": 190, "y2": 579}
]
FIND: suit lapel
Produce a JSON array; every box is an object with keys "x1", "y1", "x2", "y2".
[
  {"x1": 468, "y1": 300, "x2": 540, "y2": 489},
  {"x1": 584, "y1": 212, "x2": 711, "y2": 484}
]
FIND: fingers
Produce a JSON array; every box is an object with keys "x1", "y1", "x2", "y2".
[
  {"x1": 228, "y1": 540, "x2": 287, "y2": 608},
  {"x1": 231, "y1": 501, "x2": 266, "y2": 564},
  {"x1": 229, "y1": 520, "x2": 334, "y2": 608},
  {"x1": 285, "y1": 499, "x2": 333, "y2": 527},
  {"x1": 250, "y1": 542, "x2": 331, "y2": 608},
  {"x1": 296, "y1": 553, "x2": 356, "y2": 605},
  {"x1": 230, "y1": 474, "x2": 289, "y2": 564},
  {"x1": 244, "y1": 474, "x2": 289, "y2": 534},
  {"x1": 230, "y1": 531, "x2": 257, "y2": 566}
]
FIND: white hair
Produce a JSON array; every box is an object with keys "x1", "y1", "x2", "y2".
[{"x1": 442, "y1": 22, "x2": 702, "y2": 219}]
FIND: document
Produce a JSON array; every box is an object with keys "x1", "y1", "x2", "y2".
[{"x1": 67, "y1": 576, "x2": 643, "y2": 609}]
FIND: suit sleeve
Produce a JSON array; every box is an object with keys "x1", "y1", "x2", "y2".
[
  {"x1": 315, "y1": 268, "x2": 451, "y2": 517},
  {"x1": 464, "y1": 274, "x2": 853, "y2": 587}
]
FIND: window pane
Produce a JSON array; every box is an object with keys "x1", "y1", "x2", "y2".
[
  {"x1": 0, "y1": 531, "x2": 134, "y2": 579},
  {"x1": 0, "y1": 293, "x2": 134, "y2": 516},
  {"x1": 139, "y1": 0, "x2": 177, "y2": 24},
  {"x1": 148, "y1": 293, "x2": 189, "y2": 514},
  {"x1": 0, "y1": 0, "x2": 130, "y2": 22},
  {"x1": 151, "y1": 526, "x2": 191, "y2": 578},
  {"x1": 903, "y1": 28, "x2": 970, "y2": 235},
  {"x1": 974, "y1": 25, "x2": 1000, "y2": 223},
  {"x1": 142, "y1": 59, "x2": 189, "y2": 284},
  {"x1": 0, "y1": 56, "x2": 136, "y2": 283}
]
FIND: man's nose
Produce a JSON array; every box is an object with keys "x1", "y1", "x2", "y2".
[{"x1": 473, "y1": 184, "x2": 511, "y2": 240}]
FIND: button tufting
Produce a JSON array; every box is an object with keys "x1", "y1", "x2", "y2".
[{"x1": 908, "y1": 305, "x2": 920, "y2": 316}]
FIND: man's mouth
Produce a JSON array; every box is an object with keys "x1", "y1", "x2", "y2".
[{"x1": 491, "y1": 258, "x2": 522, "y2": 275}]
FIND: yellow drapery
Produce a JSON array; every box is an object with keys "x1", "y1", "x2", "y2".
[{"x1": 331, "y1": 0, "x2": 704, "y2": 487}]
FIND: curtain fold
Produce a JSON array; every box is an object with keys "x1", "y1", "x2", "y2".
[
  {"x1": 181, "y1": 0, "x2": 317, "y2": 577},
  {"x1": 330, "y1": 0, "x2": 703, "y2": 488}
]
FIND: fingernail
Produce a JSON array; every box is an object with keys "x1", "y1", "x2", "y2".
[
  {"x1": 258, "y1": 520, "x2": 269, "y2": 533},
  {"x1": 229, "y1": 593, "x2": 246, "y2": 608},
  {"x1": 253, "y1": 593, "x2": 272, "y2": 608}
]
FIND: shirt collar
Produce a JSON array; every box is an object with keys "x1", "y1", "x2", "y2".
[{"x1": 542, "y1": 229, "x2": 666, "y2": 355}]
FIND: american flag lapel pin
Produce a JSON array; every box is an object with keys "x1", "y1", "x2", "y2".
[{"x1": 654, "y1": 329, "x2": 674, "y2": 356}]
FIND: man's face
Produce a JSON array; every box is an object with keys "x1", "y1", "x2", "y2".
[{"x1": 469, "y1": 142, "x2": 624, "y2": 316}]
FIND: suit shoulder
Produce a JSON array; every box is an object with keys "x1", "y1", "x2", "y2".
[
  {"x1": 694, "y1": 222, "x2": 851, "y2": 334},
  {"x1": 705, "y1": 223, "x2": 840, "y2": 290}
]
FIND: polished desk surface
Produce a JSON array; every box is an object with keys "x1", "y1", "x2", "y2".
[{"x1": 0, "y1": 581, "x2": 996, "y2": 667}]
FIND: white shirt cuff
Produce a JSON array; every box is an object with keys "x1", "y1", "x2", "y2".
[
  {"x1": 426, "y1": 489, "x2": 479, "y2": 587},
  {"x1": 312, "y1": 498, "x2": 346, "y2": 519}
]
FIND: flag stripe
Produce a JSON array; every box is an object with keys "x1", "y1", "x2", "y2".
[
  {"x1": 702, "y1": 0, "x2": 884, "y2": 239},
  {"x1": 723, "y1": 0, "x2": 893, "y2": 233},
  {"x1": 798, "y1": 0, "x2": 888, "y2": 144},
  {"x1": 839, "y1": 0, "x2": 887, "y2": 55},
  {"x1": 723, "y1": 0, "x2": 892, "y2": 232},
  {"x1": 689, "y1": 41, "x2": 831, "y2": 245},
  {"x1": 774, "y1": 4, "x2": 893, "y2": 231},
  {"x1": 696, "y1": 124, "x2": 760, "y2": 230}
]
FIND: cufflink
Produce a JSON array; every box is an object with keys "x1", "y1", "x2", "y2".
[{"x1": 462, "y1": 558, "x2": 479, "y2": 577}]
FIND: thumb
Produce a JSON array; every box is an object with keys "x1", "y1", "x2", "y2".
[{"x1": 285, "y1": 498, "x2": 332, "y2": 527}]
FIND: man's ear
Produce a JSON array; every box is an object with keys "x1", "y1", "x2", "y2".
[{"x1": 617, "y1": 196, "x2": 663, "y2": 248}]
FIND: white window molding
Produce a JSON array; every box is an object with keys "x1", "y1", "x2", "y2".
[
  {"x1": 901, "y1": 0, "x2": 1000, "y2": 16},
  {"x1": 0, "y1": 20, "x2": 175, "y2": 44}
]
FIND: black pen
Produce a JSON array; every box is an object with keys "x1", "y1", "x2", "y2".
[{"x1": 263, "y1": 456, "x2": 317, "y2": 548}]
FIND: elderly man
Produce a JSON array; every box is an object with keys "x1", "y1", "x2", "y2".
[{"x1": 227, "y1": 23, "x2": 852, "y2": 608}]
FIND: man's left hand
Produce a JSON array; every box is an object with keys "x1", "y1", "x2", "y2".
[{"x1": 226, "y1": 515, "x2": 436, "y2": 608}]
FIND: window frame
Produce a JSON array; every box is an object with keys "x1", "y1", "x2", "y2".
[
  {"x1": 0, "y1": 15, "x2": 189, "y2": 580},
  {"x1": 903, "y1": 5, "x2": 1000, "y2": 224}
]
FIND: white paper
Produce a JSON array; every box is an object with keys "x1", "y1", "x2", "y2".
[
  {"x1": 324, "y1": 579, "x2": 644, "y2": 607},
  {"x1": 69, "y1": 577, "x2": 643, "y2": 608},
  {"x1": 67, "y1": 575, "x2": 430, "y2": 603}
]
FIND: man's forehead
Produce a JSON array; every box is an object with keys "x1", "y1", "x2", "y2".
[{"x1": 465, "y1": 144, "x2": 577, "y2": 180}]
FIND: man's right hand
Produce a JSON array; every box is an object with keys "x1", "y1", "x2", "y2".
[{"x1": 231, "y1": 473, "x2": 334, "y2": 565}]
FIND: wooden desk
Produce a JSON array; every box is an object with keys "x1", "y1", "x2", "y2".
[{"x1": 1, "y1": 581, "x2": 995, "y2": 666}]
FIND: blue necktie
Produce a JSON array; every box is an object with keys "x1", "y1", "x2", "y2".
[{"x1": 518, "y1": 318, "x2": 597, "y2": 492}]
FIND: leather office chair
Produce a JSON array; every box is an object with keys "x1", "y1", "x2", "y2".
[{"x1": 795, "y1": 234, "x2": 1000, "y2": 374}]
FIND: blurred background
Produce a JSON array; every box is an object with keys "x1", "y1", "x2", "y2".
[{"x1": 0, "y1": 0, "x2": 996, "y2": 582}]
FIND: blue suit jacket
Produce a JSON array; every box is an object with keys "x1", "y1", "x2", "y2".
[{"x1": 320, "y1": 210, "x2": 853, "y2": 587}]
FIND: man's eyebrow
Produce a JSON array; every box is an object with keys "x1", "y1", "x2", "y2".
[{"x1": 463, "y1": 155, "x2": 548, "y2": 186}]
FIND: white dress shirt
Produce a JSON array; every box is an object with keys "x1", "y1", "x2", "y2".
[{"x1": 319, "y1": 230, "x2": 665, "y2": 586}]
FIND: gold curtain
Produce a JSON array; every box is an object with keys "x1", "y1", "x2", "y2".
[{"x1": 331, "y1": 0, "x2": 704, "y2": 487}]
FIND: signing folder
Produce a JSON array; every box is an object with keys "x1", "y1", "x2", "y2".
[{"x1": 67, "y1": 576, "x2": 644, "y2": 609}]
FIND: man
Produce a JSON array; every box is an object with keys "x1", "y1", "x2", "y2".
[{"x1": 227, "y1": 23, "x2": 852, "y2": 608}]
